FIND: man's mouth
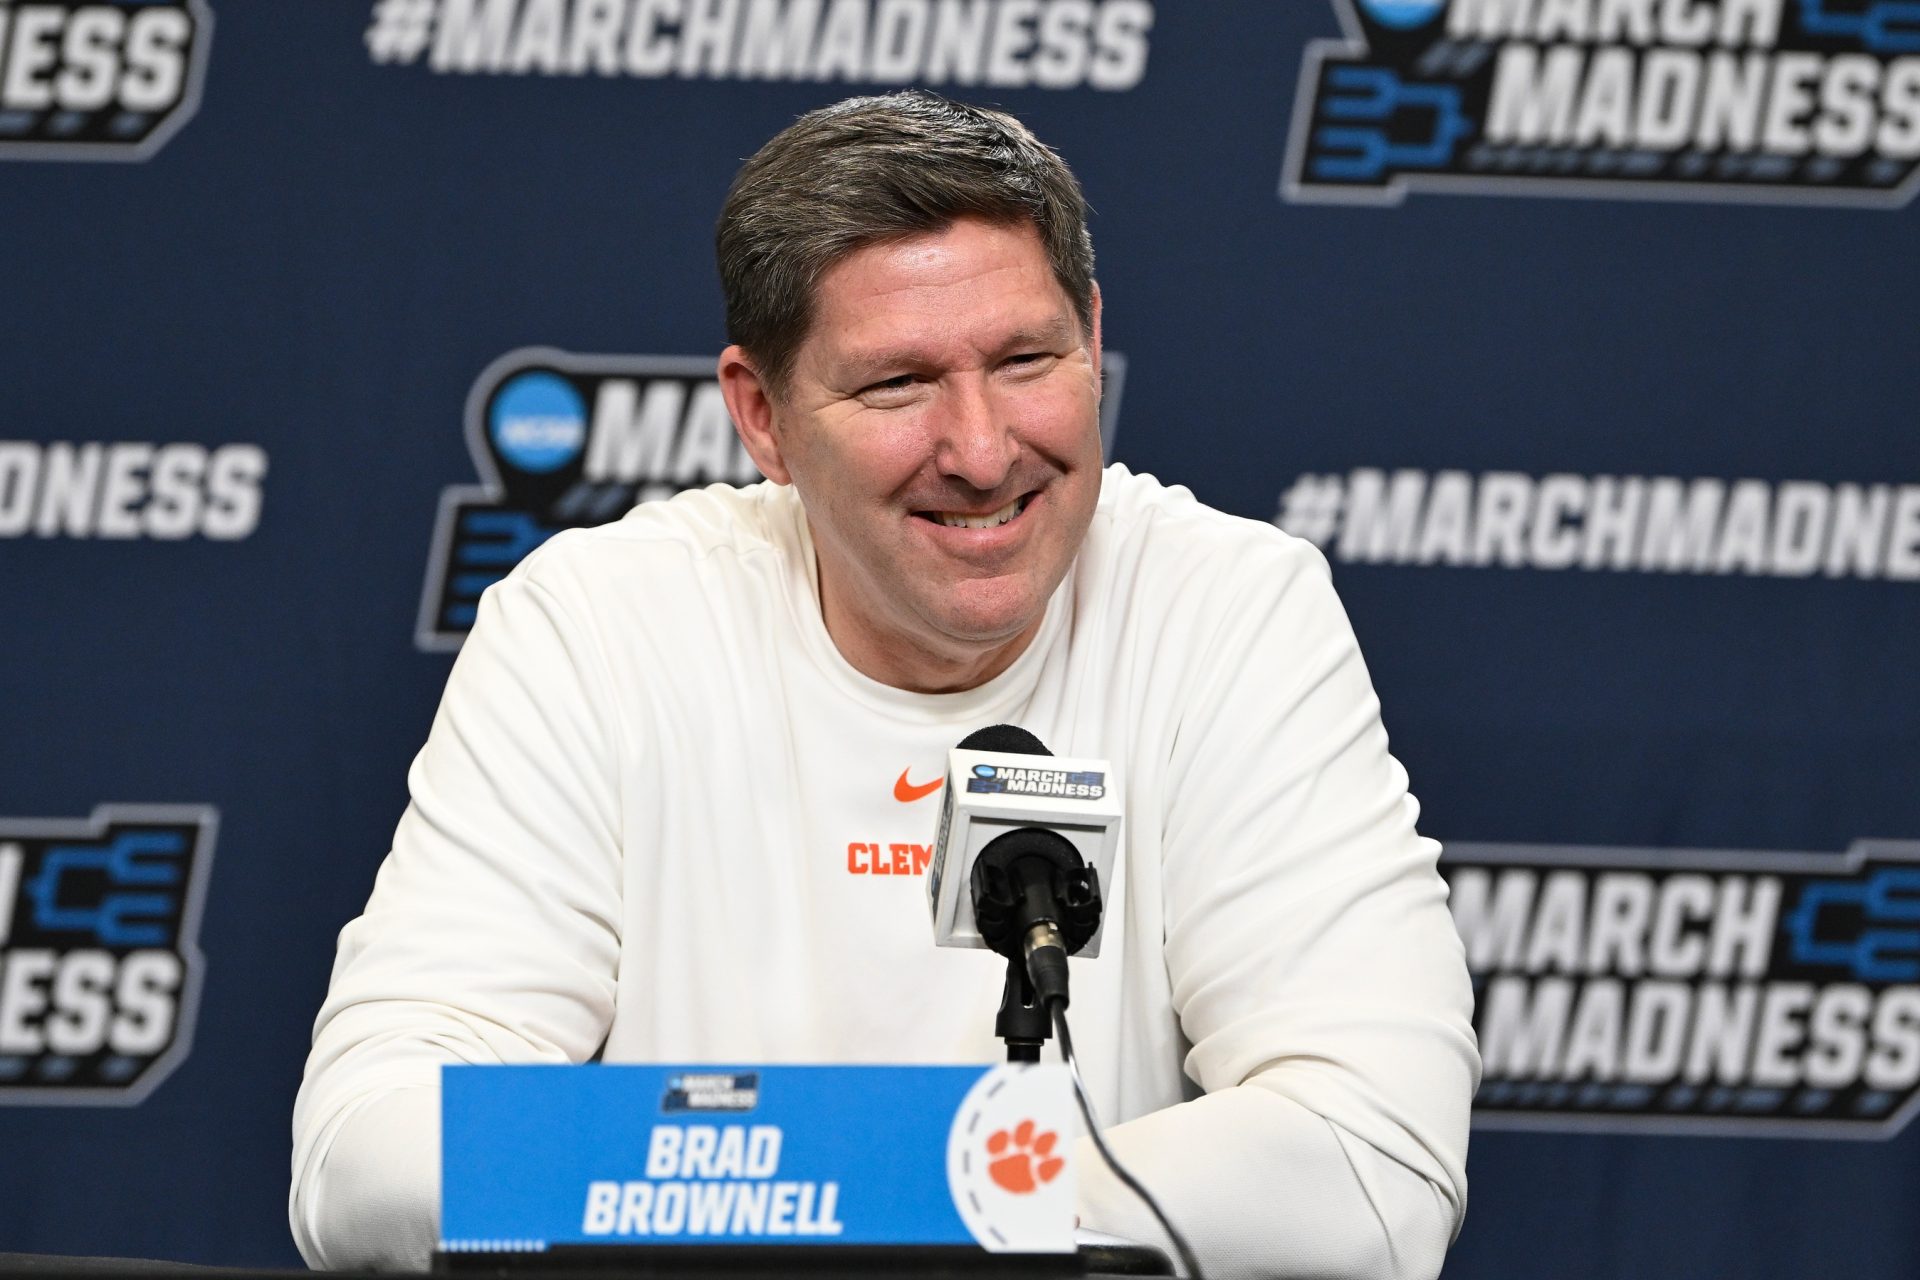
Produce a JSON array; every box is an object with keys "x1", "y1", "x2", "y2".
[{"x1": 919, "y1": 494, "x2": 1032, "y2": 530}]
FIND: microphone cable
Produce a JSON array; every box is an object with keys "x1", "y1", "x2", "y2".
[{"x1": 1046, "y1": 996, "x2": 1206, "y2": 1280}]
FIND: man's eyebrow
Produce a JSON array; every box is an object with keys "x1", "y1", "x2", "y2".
[
  {"x1": 997, "y1": 317, "x2": 1079, "y2": 353},
  {"x1": 834, "y1": 348, "x2": 933, "y2": 385},
  {"x1": 835, "y1": 320, "x2": 1081, "y2": 385}
]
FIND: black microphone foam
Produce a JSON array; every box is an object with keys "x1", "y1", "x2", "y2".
[{"x1": 956, "y1": 724, "x2": 1051, "y2": 756}]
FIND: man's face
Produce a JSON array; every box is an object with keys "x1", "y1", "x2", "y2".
[{"x1": 746, "y1": 217, "x2": 1102, "y2": 686}]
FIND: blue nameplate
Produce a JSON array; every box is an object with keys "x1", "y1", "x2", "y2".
[{"x1": 441, "y1": 1063, "x2": 1077, "y2": 1254}]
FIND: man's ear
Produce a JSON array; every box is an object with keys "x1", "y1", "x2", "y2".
[
  {"x1": 718, "y1": 345, "x2": 792, "y2": 485},
  {"x1": 1087, "y1": 282, "x2": 1103, "y2": 385}
]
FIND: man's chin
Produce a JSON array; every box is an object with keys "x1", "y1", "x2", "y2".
[{"x1": 921, "y1": 590, "x2": 1048, "y2": 652}]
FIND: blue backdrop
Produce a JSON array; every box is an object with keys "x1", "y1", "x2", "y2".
[{"x1": 3, "y1": 1, "x2": 1918, "y2": 1274}]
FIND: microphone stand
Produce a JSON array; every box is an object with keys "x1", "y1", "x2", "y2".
[
  {"x1": 974, "y1": 833, "x2": 1096, "y2": 1064},
  {"x1": 994, "y1": 954, "x2": 1052, "y2": 1062}
]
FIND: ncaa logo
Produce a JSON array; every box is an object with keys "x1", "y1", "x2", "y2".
[
  {"x1": 489, "y1": 372, "x2": 588, "y2": 474},
  {"x1": 0, "y1": 1, "x2": 213, "y2": 161},
  {"x1": 0, "y1": 806, "x2": 217, "y2": 1105},
  {"x1": 417, "y1": 347, "x2": 1128, "y2": 651}
]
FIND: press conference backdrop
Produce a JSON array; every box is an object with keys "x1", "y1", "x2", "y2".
[{"x1": 2, "y1": 1, "x2": 1918, "y2": 1274}]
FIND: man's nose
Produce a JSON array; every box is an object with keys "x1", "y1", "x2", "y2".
[{"x1": 932, "y1": 377, "x2": 1017, "y2": 491}]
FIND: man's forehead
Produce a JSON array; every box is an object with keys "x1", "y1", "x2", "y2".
[{"x1": 798, "y1": 224, "x2": 1079, "y2": 371}]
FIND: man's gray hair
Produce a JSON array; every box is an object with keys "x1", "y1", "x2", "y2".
[{"x1": 716, "y1": 91, "x2": 1096, "y2": 398}]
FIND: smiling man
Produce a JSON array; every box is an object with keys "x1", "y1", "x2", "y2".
[
  {"x1": 719, "y1": 213, "x2": 1102, "y2": 692},
  {"x1": 292, "y1": 94, "x2": 1477, "y2": 1279}
]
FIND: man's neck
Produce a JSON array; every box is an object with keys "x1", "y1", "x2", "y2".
[{"x1": 818, "y1": 591, "x2": 1044, "y2": 695}]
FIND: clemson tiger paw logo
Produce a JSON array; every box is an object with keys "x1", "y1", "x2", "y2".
[{"x1": 986, "y1": 1119, "x2": 1064, "y2": 1194}]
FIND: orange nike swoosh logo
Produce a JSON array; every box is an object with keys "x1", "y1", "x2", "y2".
[{"x1": 894, "y1": 770, "x2": 944, "y2": 803}]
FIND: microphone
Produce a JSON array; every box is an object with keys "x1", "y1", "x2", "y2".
[
  {"x1": 926, "y1": 725, "x2": 1121, "y2": 1013},
  {"x1": 926, "y1": 730, "x2": 1208, "y2": 1280}
]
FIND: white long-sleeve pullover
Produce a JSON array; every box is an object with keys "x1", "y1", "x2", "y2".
[{"x1": 292, "y1": 466, "x2": 1478, "y2": 1277}]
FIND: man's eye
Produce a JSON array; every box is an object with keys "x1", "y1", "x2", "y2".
[
  {"x1": 861, "y1": 375, "x2": 915, "y2": 397},
  {"x1": 1005, "y1": 352, "x2": 1053, "y2": 370}
]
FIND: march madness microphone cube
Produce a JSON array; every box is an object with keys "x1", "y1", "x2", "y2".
[{"x1": 928, "y1": 749, "x2": 1122, "y2": 957}]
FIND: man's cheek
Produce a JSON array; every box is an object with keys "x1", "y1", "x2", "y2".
[{"x1": 1021, "y1": 379, "x2": 1097, "y2": 426}]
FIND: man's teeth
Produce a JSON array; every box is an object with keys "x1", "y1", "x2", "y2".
[{"x1": 934, "y1": 497, "x2": 1025, "y2": 529}]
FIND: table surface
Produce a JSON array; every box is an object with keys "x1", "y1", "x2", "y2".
[{"x1": 0, "y1": 1246, "x2": 1169, "y2": 1280}]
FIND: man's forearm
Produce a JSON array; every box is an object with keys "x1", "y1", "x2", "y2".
[
  {"x1": 292, "y1": 1085, "x2": 440, "y2": 1271},
  {"x1": 1076, "y1": 1085, "x2": 1458, "y2": 1280}
]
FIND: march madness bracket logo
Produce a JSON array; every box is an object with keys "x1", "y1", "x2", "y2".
[
  {"x1": 1446, "y1": 837, "x2": 1920, "y2": 1138},
  {"x1": 0, "y1": 1, "x2": 213, "y2": 162},
  {"x1": 417, "y1": 347, "x2": 1129, "y2": 651},
  {"x1": 1284, "y1": 0, "x2": 1920, "y2": 207},
  {"x1": 0, "y1": 806, "x2": 216, "y2": 1105},
  {"x1": 416, "y1": 349, "x2": 758, "y2": 651}
]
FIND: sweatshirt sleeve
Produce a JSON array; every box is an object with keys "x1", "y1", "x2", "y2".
[
  {"x1": 1077, "y1": 535, "x2": 1478, "y2": 1280},
  {"x1": 290, "y1": 564, "x2": 626, "y2": 1270}
]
